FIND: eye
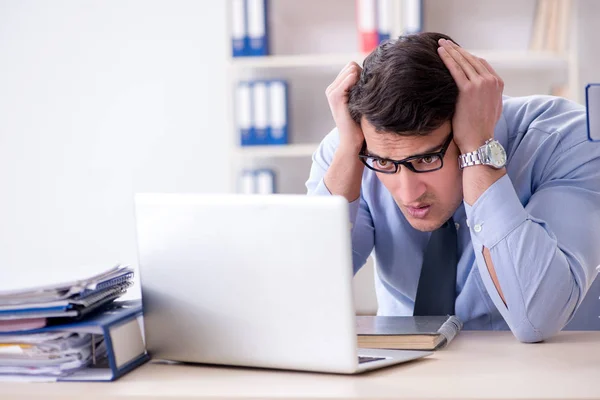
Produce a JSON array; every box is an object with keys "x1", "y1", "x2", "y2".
[
  {"x1": 419, "y1": 155, "x2": 439, "y2": 164},
  {"x1": 373, "y1": 158, "x2": 395, "y2": 171}
]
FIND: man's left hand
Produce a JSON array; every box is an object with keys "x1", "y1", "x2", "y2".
[{"x1": 437, "y1": 39, "x2": 504, "y2": 154}]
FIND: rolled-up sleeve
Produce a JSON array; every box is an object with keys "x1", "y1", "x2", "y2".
[{"x1": 465, "y1": 145, "x2": 600, "y2": 342}]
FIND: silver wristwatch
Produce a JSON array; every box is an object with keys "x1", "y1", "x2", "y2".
[{"x1": 458, "y1": 139, "x2": 507, "y2": 169}]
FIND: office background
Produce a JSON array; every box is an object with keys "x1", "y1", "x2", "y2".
[{"x1": 0, "y1": 0, "x2": 598, "y2": 326}]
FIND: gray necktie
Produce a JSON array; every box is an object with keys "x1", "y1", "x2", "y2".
[{"x1": 413, "y1": 217, "x2": 458, "y2": 316}]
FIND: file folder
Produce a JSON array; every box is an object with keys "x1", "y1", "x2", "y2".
[
  {"x1": 357, "y1": 0, "x2": 379, "y2": 53},
  {"x1": 267, "y1": 80, "x2": 288, "y2": 145},
  {"x1": 231, "y1": 0, "x2": 247, "y2": 57},
  {"x1": 246, "y1": 0, "x2": 268, "y2": 56},
  {"x1": 236, "y1": 81, "x2": 254, "y2": 146},
  {"x1": 255, "y1": 169, "x2": 276, "y2": 194},
  {"x1": 252, "y1": 81, "x2": 269, "y2": 145},
  {"x1": 239, "y1": 169, "x2": 256, "y2": 194},
  {"x1": 404, "y1": 0, "x2": 423, "y2": 34},
  {"x1": 0, "y1": 300, "x2": 148, "y2": 381},
  {"x1": 377, "y1": 0, "x2": 392, "y2": 43}
]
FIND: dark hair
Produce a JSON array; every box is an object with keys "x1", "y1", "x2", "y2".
[{"x1": 348, "y1": 32, "x2": 459, "y2": 136}]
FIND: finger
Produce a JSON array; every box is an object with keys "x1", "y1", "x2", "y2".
[
  {"x1": 479, "y1": 58, "x2": 501, "y2": 80},
  {"x1": 336, "y1": 61, "x2": 360, "y2": 80},
  {"x1": 328, "y1": 72, "x2": 360, "y2": 112},
  {"x1": 437, "y1": 46, "x2": 469, "y2": 87},
  {"x1": 327, "y1": 64, "x2": 360, "y2": 95},
  {"x1": 479, "y1": 57, "x2": 504, "y2": 91},
  {"x1": 328, "y1": 63, "x2": 359, "y2": 94},
  {"x1": 337, "y1": 70, "x2": 360, "y2": 98},
  {"x1": 446, "y1": 41, "x2": 491, "y2": 76},
  {"x1": 439, "y1": 39, "x2": 479, "y2": 81}
]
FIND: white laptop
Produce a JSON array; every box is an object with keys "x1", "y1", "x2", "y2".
[{"x1": 134, "y1": 193, "x2": 431, "y2": 374}]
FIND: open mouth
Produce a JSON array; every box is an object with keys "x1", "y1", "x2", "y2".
[{"x1": 405, "y1": 205, "x2": 431, "y2": 219}]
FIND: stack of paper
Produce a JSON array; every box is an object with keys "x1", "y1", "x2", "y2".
[
  {"x1": 0, "y1": 331, "x2": 103, "y2": 376},
  {"x1": 0, "y1": 265, "x2": 134, "y2": 329},
  {"x1": 0, "y1": 266, "x2": 146, "y2": 381}
]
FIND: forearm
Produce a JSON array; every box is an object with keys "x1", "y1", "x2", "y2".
[
  {"x1": 462, "y1": 164, "x2": 507, "y2": 303},
  {"x1": 465, "y1": 176, "x2": 589, "y2": 342},
  {"x1": 323, "y1": 144, "x2": 365, "y2": 203},
  {"x1": 305, "y1": 133, "x2": 375, "y2": 274},
  {"x1": 483, "y1": 223, "x2": 580, "y2": 342}
]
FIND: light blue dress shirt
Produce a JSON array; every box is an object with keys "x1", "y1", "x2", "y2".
[{"x1": 306, "y1": 95, "x2": 600, "y2": 342}]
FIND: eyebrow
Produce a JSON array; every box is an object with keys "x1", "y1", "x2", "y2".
[{"x1": 366, "y1": 136, "x2": 449, "y2": 160}]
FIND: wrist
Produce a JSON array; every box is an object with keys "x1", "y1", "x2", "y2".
[
  {"x1": 456, "y1": 132, "x2": 494, "y2": 154},
  {"x1": 337, "y1": 141, "x2": 364, "y2": 157}
]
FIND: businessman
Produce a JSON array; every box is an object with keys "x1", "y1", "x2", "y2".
[{"x1": 306, "y1": 32, "x2": 600, "y2": 342}]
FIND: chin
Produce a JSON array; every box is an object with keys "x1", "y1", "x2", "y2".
[{"x1": 405, "y1": 215, "x2": 446, "y2": 232}]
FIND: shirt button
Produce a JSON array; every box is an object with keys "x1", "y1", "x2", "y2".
[
  {"x1": 474, "y1": 224, "x2": 482, "y2": 233},
  {"x1": 466, "y1": 220, "x2": 470, "y2": 228},
  {"x1": 455, "y1": 222, "x2": 460, "y2": 231}
]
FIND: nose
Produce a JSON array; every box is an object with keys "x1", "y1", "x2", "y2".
[{"x1": 391, "y1": 167, "x2": 427, "y2": 205}]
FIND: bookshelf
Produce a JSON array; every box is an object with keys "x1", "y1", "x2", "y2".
[
  {"x1": 225, "y1": 0, "x2": 580, "y2": 195},
  {"x1": 227, "y1": 50, "x2": 569, "y2": 70}
]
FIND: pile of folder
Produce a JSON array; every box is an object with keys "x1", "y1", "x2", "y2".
[{"x1": 0, "y1": 265, "x2": 147, "y2": 381}]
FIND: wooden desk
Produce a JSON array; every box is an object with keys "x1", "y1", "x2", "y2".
[{"x1": 2, "y1": 331, "x2": 599, "y2": 400}]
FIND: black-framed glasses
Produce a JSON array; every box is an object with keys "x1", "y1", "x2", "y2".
[{"x1": 358, "y1": 132, "x2": 454, "y2": 174}]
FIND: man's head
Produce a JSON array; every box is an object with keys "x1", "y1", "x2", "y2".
[{"x1": 348, "y1": 32, "x2": 462, "y2": 232}]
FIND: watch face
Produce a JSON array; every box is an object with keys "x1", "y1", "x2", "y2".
[{"x1": 486, "y1": 141, "x2": 507, "y2": 168}]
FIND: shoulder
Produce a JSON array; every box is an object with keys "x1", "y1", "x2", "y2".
[
  {"x1": 501, "y1": 95, "x2": 600, "y2": 183},
  {"x1": 502, "y1": 95, "x2": 586, "y2": 141}
]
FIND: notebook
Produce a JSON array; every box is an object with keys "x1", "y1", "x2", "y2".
[{"x1": 357, "y1": 315, "x2": 463, "y2": 351}]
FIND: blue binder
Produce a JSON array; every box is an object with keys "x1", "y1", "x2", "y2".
[
  {"x1": 246, "y1": 0, "x2": 268, "y2": 56},
  {"x1": 231, "y1": 0, "x2": 248, "y2": 57},
  {"x1": 404, "y1": 0, "x2": 423, "y2": 34},
  {"x1": 586, "y1": 83, "x2": 599, "y2": 142},
  {"x1": 0, "y1": 301, "x2": 149, "y2": 381},
  {"x1": 255, "y1": 168, "x2": 276, "y2": 194},
  {"x1": 251, "y1": 80, "x2": 269, "y2": 145},
  {"x1": 236, "y1": 81, "x2": 254, "y2": 145},
  {"x1": 377, "y1": 0, "x2": 391, "y2": 43},
  {"x1": 267, "y1": 80, "x2": 289, "y2": 145}
]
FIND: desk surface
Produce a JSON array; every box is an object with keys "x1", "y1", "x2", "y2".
[{"x1": 2, "y1": 331, "x2": 599, "y2": 400}]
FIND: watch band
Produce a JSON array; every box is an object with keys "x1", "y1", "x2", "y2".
[{"x1": 459, "y1": 148, "x2": 485, "y2": 169}]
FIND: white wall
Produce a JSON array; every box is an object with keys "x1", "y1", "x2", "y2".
[
  {"x1": 0, "y1": 0, "x2": 228, "y2": 294},
  {"x1": 578, "y1": 0, "x2": 600, "y2": 90}
]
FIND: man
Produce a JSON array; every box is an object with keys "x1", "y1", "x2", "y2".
[{"x1": 306, "y1": 32, "x2": 600, "y2": 343}]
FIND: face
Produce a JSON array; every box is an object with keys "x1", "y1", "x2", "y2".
[{"x1": 361, "y1": 118, "x2": 463, "y2": 232}]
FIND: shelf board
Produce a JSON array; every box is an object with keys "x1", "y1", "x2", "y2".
[
  {"x1": 228, "y1": 50, "x2": 568, "y2": 70},
  {"x1": 228, "y1": 53, "x2": 367, "y2": 69},
  {"x1": 235, "y1": 143, "x2": 319, "y2": 158}
]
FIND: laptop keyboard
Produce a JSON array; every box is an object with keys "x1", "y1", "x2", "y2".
[{"x1": 358, "y1": 356, "x2": 386, "y2": 364}]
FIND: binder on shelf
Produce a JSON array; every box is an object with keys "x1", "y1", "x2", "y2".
[
  {"x1": 246, "y1": 0, "x2": 268, "y2": 56},
  {"x1": 236, "y1": 81, "x2": 254, "y2": 146},
  {"x1": 230, "y1": 0, "x2": 247, "y2": 57},
  {"x1": 255, "y1": 169, "x2": 276, "y2": 194},
  {"x1": 238, "y1": 79, "x2": 289, "y2": 146},
  {"x1": 529, "y1": 0, "x2": 572, "y2": 53},
  {"x1": 587, "y1": 83, "x2": 600, "y2": 142},
  {"x1": 377, "y1": 0, "x2": 392, "y2": 43},
  {"x1": 237, "y1": 169, "x2": 276, "y2": 194},
  {"x1": 239, "y1": 169, "x2": 256, "y2": 194},
  {"x1": 267, "y1": 80, "x2": 289, "y2": 145},
  {"x1": 403, "y1": 0, "x2": 423, "y2": 34},
  {"x1": 0, "y1": 300, "x2": 148, "y2": 381},
  {"x1": 357, "y1": 0, "x2": 379, "y2": 53},
  {"x1": 252, "y1": 81, "x2": 269, "y2": 145}
]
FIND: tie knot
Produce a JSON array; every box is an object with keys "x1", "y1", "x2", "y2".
[{"x1": 441, "y1": 217, "x2": 454, "y2": 229}]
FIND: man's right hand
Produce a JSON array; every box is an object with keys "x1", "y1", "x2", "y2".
[
  {"x1": 325, "y1": 62, "x2": 365, "y2": 154},
  {"x1": 322, "y1": 62, "x2": 366, "y2": 203}
]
